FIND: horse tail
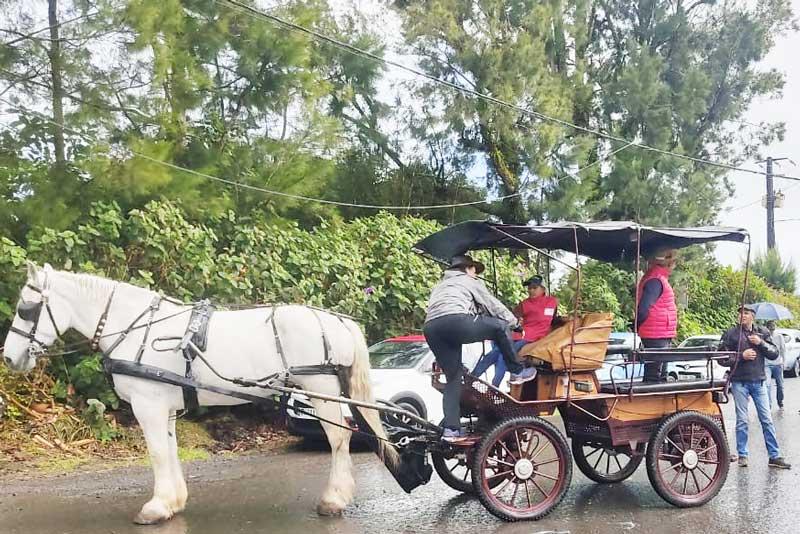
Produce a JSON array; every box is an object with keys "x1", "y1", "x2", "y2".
[{"x1": 342, "y1": 320, "x2": 399, "y2": 469}]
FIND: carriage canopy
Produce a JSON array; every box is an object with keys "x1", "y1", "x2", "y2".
[{"x1": 413, "y1": 220, "x2": 749, "y2": 263}]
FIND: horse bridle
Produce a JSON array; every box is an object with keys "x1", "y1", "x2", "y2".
[{"x1": 9, "y1": 282, "x2": 63, "y2": 358}]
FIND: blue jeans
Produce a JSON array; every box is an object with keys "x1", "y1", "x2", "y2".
[
  {"x1": 766, "y1": 365, "x2": 785, "y2": 408},
  {"x1": 472, "y1": 340, "x2": 529, "y2": 387},
  {"x1": 731, "y1": 380, "x2": 781, "y2": 459}
]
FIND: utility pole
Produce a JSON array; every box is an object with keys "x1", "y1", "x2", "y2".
[{"x1": 762, "y1": 157, "x2": 788, "y2": 250}]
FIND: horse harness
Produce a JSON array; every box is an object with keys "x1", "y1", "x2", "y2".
[{"x1": 103, "y1": 301, "x2": 348, "y2": 411}]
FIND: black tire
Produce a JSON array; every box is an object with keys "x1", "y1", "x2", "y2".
[
  {"x1": 471, "y1": 416, "x2": 572, "y2": 522},
  {"x1": 381, "y1": 401, "x2": 423, "y2": 428},
  {"x1": 432, "y1": 448, "x2": 475, "y2": 494},
  {"x1": 786, "y1": 359, "x2": 800, "y2": 378},
  {"x1": 645, "y1": 411, "x2": 729, "y2": 508},
  {"x1": 571, "y1": 437, "x2": 643, "y2": 484}
]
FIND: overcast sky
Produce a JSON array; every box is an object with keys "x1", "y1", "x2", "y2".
[{"x1": 715, "y1": 0, "x2": 800, "y2": 273}]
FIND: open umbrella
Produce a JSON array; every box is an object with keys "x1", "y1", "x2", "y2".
[{"x1": 749, "y1": 302, "x2": 794, "y2": 321}]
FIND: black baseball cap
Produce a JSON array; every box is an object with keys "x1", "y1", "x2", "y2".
[{"x1": 523, "y1": 275, "x2": 545, "y2": 288}]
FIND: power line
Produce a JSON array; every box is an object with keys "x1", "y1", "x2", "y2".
[
  {"x1": 1, "y1": 10, "x2": 101, "y2": 48},
  {"x1": 0, "y1": 97, "x2": 635, "y2": 211},
  {"x1": 216, "y1": 0, "x2": 800, "y2": 183}
]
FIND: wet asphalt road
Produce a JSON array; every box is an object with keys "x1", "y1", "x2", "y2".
[{"x1": 3, "y1": 379, "x2": 800, "y2": 534}]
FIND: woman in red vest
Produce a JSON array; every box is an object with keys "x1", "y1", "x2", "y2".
[
  {"x1": 472, "y1": 275, "x2": 558, "y2": 386},
  {"x1": 636, "y1": 248, "x2": 679, "y2": 382}
]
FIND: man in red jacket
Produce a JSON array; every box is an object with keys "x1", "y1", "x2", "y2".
[{"x1": 636, "y1": 248, "x2": 679, "y2": 382}]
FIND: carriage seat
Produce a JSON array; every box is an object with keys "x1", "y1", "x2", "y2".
[{"x1": 599, "y1": 378, "x2": 728, "y2": 395}]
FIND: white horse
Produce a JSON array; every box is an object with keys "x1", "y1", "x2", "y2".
[{"x1": 2, "y1": 262, "x2": 399, "y2": 524}]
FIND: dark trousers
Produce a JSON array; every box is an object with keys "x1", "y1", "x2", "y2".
[
  {"x1": 424, "y1": 314, "x2": 523, "y2": 430},
  {"x1": 642, "y1": 338, "x2": 671, "y2": 382},
  {"x1": 767, "y1": 365, "x2": 785, "y2": 408}
]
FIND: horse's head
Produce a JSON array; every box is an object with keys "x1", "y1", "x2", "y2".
[{"x1": 3, "y1": 262, "x2": 68, "y2": 372}]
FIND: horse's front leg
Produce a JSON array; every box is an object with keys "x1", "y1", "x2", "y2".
[
  {"x1": 314, "y1": 400, "x2": 355, "y2": 516},
  {"x1": 131, "y1": 396, "x2": 179, "y2": 524},
  {"x1": 167, "y1": 411, "x2": 188, "y2": 513}
]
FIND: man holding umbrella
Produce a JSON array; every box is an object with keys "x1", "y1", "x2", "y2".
[{"x1": 718, "y1": 304, "x2": 790, "y2": 469}]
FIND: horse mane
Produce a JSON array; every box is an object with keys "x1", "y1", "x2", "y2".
[{"x1": 52, "y1": 270, "x2": 145, "y2": 302}]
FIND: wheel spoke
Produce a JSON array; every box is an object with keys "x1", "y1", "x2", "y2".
[
  {"x1": 696, "y1": 443, "x2": 718, "y2": 457},
  {"x1": 661, "y1": 461, "x2": 683, "y2": 476},
  {"x1": 691, "y1": 469, "x2": 702, "y2": 494},
  {"x1": 669, "y1": 465, "x2": 683, "y2": 487},
  {"x1": 605, "y1": 453, "x2": 611, "y2": 474},
  {"x1": 658, "y1": 453, "x2": 683, "y2": 460},
  {"x1": 592, "y1": 449, "x2": 605, "y2": 471},
  {"x1": 529, "y1": 434, "x2": 549, "y2": 462},
  {"x1": 695, "y1": 465, "x2": 714, "y2": 483},
  {"x1": 666, "y1": 436, "x2": 685, "y2": 454},
  {"x1": 491, "y1": 473, "x2": 515, "y2": 496},
  {"x1": 499, "y1": 439, "x2": 520, "y2": 463},
  {"x1": 510, "y1": 476, "x2": 521, "y2": 505},
  {"x1": 535, "y1": 457, "x2": 560, "y2": 468},
  {"x1": 682, "y1": 471, "x2": 689, "y2": 495},
  {"x1": 697, "y1": 459, "x2": 719, "y2": 465},
  {"x1": 529, "y1": 475, "x2": 550, "y2": 498},
  {"x1": 689, "y1": 423, "x2": 695, "y2": 451},
  {"x1": 487, "y1": 457, "x2": 516, "y2": 468},
  {"x1": 524, "y1": 479, "x2": 532, "y2": 507},
  {"x1": 461, "y1": 467, "x2": 469, "y2": 481},
  {"x1": 614, "y1": 455, "x2": 624, "y2": 472},
  {"x1": 533, "y1": 470, "x2": 560, "y2": 482},
  {"x1": 514, "y1": 429, "x2": 523, "y2": 457},
  {"x1": 486, "y1": 469, "x2": 514, "y2": 481},
  {"x1": 583, "y1": 446, "x2": 603, "y2": 460}
]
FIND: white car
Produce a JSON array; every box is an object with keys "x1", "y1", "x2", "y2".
[
  {"x1": 774, "y1": 328, "x2": 800, "y2": 378},
  {"x1": 666, "y1": 335, "x2": 727, "y2": 382},
  {"x1": 286, "y1": 335, "x2": 492, "y2": 439}
]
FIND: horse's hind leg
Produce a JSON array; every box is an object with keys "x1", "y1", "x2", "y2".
[
  {"x1": 131, "y1": 396, "x2": 178, "y2": 524},
  {"x1": 167, "y1": 411, "x2": 188, "y2": 513},
  {"x1": 313, "y1": 399, "x2": 355, "y2": 516}
]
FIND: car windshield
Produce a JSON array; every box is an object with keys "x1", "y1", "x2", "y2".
[{"x1": 369, "y1": 341, "x2": 429, "y2": 369}]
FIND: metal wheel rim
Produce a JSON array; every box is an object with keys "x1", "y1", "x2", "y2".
[
  {"x1": 653, "y1": 420, "x2": 723, "y2": 503},
  {"x1": 478, "y1": 425, "x2": 567, "y2": 515}
]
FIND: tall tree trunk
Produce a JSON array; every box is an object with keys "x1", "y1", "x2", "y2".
[{"x1": 47, "y1": 0, "x2": 67, "y2": 174}]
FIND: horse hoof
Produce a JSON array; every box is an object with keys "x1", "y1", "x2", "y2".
[
  {"x1": 133, "y1": 501, "x2": 173, "y2": 525},
  {"x1": 317, "y1": 500, "x2": 345, "y2": 516}
]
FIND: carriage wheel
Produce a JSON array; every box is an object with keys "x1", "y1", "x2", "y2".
[
  {"x1": 645, "y1": 411, "x2": 729, "y2": 508},
  {"x1": 431, "y1": 448, "x2": 475, "y2": 494},
  {"x1": 472, "y1": 416, "x2": 572, "y2": 522},
  {"x1": 571, "y1": 437, "x2": 644, "y2": 484}
]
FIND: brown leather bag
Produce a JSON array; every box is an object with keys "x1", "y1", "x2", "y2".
[{"x1": 518, "y1": 312, "x2": 614, "y2": 371}]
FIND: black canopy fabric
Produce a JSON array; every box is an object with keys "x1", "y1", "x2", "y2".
[{"x1": 412, "y1": 221, "x2": 748, "y2": 263}]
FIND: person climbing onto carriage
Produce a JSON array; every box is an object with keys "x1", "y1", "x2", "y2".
[
  {"x1": 423, "y1": 254, "x2": 537, "y2": 440},
  {"x1": 472, "y1": 274, "x2": 558, "y2": 387},
  {"x1": 718, "y1": 304, "x2": 791, "y2": 469},
  {"x1": 636, "y1": 248, "x2": 679, "y2": 382}
]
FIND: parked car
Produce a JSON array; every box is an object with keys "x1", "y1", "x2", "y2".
[
  {"x1": 286, "y1": 335, "x2": 492, "y2": 439},
  {"x1": 665, "y1": 335, "x2": 728, "y2": 382},
  {"x1": 595, "y1": 332, "x2": 643, "y2": 383},
  {"x1": 774, "y1": 328, "x2": 800, "y2": 378}
]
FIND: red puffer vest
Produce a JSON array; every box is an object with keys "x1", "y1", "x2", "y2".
[
  {"x1": 638, "y1": 265, "x2": 677, "y2": 339},
  {"x1": 519, "y1": 295, "x2": 559, "y2": 342}
]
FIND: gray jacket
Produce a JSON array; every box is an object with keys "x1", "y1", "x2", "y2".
[
  {"x1": 425, "y1": 270, "x2": 517, "y2": 325},
  {"x1": 767, "y1": 330, "x2": 785, "y2": 367}
]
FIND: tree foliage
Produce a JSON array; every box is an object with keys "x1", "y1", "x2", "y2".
[{"x1": 750, "y1": 248, "x2": 797, "y2": 294}]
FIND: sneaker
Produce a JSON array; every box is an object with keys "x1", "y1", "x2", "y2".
[
  {"x1": 509, "y1": 367, "x2": 537, "y2": 385},
  {"x1": 441, "y1": 428, "x2": 466, "y2": 442},
  {"x1": 768, "y1": 457, "x2": 791, "y2": 469},
  {"x1": 738, "y1": 457, "x2": 748, "y2": 467}
]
